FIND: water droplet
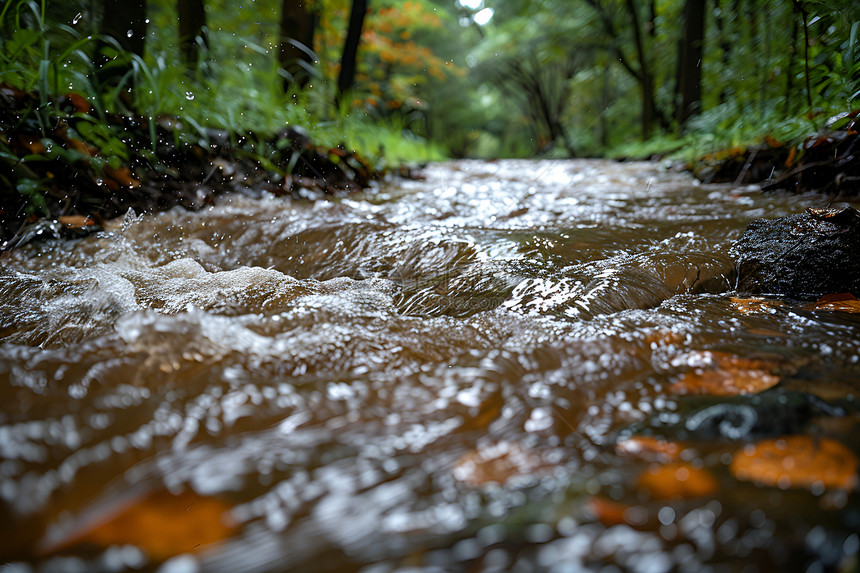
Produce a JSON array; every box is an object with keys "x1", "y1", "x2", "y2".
[
  {"x1": 185, "y1": 91, "x2": 195, "y2": 101},
  {"x1": 72, "y1": 12, "x2": 83, "y2": 24}
]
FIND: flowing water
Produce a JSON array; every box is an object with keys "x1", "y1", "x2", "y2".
[{"x1": 1, "y1": 159, "x2": 859, "y2": 572}]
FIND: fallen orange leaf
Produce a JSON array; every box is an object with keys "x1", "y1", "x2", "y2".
[
  {"x1": 786, "y1": 145, "x2": 798, "y2": 168},
  {"x1": 65, "y1": 137, "x2": 99, "y2": 156},
  {"x1": 803, "y1": 293, "x2": 860, "y2": 313},
  {"x1": 643, "y1": 329, "x2": 685, "y2": 347},
  {"x1": 104, "y1": 166, "x2": 140, "y2": 189},
  {"x1": 616, "y1": 436, "x2": 685, "y2": 463},
  {"x1": 730, "y1": 296, "x2": 782, "y2": 314},
  {"x1": 587, "y1": 496, "x2": 638, "y2": 527},
  {"x1": 17, "y1": 134, "x2": 45, "y2": 154},
  {"x1": 41, "y1": 489, "x2": 236, "y2": 560},
  {"x1": 764, "y1": 135, "x2": 784, "y2": 149},
  {"x1": 670, "y1": 351, "x2": 781, "y2": 396},
  {"x1": 452, "y1": 442, "x2": 548, "y2": 486},
  {"x1": 730, "y1": 436, "x2": 858, "y2": 491},
  {"x1": 58, "y1": 215, "x2": 96, "y2": 229},
  {"x1": 63, "y1": 92, "x2": 92, "y2": 113},
  {"x1": 635, "y1": 462, "x2": 719, "y2": 500}
]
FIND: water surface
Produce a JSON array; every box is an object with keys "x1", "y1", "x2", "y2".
[{"x1": 2, "y1": 159, "x2": 859, "y2": 572}]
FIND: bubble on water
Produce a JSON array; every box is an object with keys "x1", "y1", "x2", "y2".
[{"x1": 185, "y1": 91, "x2": 195, "y2": 101}]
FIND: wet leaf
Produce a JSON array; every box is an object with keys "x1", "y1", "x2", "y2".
[
  {"x1": 643, "y1": 329, "x2": 685, "y2": 347},
  {"x1": 803, "y1": 293, "x2": 860, "y2": 313},
  {"x1": 730, "y1": 436, "x2": 858, "y2": 491},
  {"x1": 63, "y1": 93, "x2": 92, "y2": 113},
  {"x1": 452, "y1": 442, "x2": 548, "y2": 486},
  {"x1": 587, "y1": 496, "x2": 647, "y2": 527},
  {"x1": 104, "y1": 166, "x2": 140, "y2": 189},
  {"x1": 41, "y1": 489, "x2": 236, "y2": 561},
  {"x1": 635, "y1": 462, "x2": 719, "y2": 500},
  {"x1": 730, "y1": 296, "x2": 782, "y2": 315},
  {"x1": 615, "y1": 436, "x2": 685, "y2": 463},
  {"x1": 58, "y1": 215, "x2": 96, "y2": 229},
  {"x1": 786, "y1": 145, "x2": 799, "y2": 168},
  {"x1": 764, "y1": 135, "x2": 784, "y2": 149},
  {"x1": 670, "y1": 351, "x2": 781, "y2": 396}
]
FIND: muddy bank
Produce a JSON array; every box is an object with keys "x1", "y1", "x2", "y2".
[
  {"x1": 691, "y1": 112, "x2": 860, "y2": 195},
  {"x1": 0, "y1": 83, "x2": 379, "y2": 249}
]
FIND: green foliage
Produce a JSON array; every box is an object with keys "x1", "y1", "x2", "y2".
[
  {"x1": 3, "y1": 0, "x2": 859, "y2": 179},
  {"x1": 15, "y1": 177, "x2": 48, "y2": 216}
]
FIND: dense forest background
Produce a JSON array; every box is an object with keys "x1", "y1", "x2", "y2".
[{"x1": 2, "y1": 0, "x2": 859, "y2": 162}]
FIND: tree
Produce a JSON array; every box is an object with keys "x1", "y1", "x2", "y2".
[
  {"x1": 492, "y1": 54, "x2": 577, "y2": 155},
  {"x1": 279, "y1": 0, "x2": 318, "y2": 90},
  {"x1": 97, "y1": 0, "x2": 148, "y2": 83},
  {"x1": 582, "y1": 0, "x2": 663, "y2": 139},
  {"x1": 337, "y1": 0, "x2": 368, "y2": 104},
  {"x1": 674, "y1": 0, "x2": 705, "y2": 128},
  {"x1": 177, "y1": 0, "x2": 207, "y2": 69}
]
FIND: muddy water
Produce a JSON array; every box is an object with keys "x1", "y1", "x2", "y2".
[{"x1": 1, "y1": 160, "x2": 859, "y2": 572}]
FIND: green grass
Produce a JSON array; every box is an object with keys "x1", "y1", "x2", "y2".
[{"x1": 0, "y1": 0, "x2": 445, "y2": 171}]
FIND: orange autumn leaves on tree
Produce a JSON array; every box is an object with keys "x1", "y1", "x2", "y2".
[{"x1": 318, "y1": 0, "x2": 462, "y2": 110}]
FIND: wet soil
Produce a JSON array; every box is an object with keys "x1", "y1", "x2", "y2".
[{"x1": 0, "y1": 82, "x2": 378, "y2": 250}]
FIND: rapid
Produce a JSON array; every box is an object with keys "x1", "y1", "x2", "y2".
[{"x1": 1, "y1": 159, "x2": 859, "y2": 572}]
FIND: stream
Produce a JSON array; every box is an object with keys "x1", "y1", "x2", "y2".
[{"x1": 1, "y1": 159, "x2": 859, "y2": 572}]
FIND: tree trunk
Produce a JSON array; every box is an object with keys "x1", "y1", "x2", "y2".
[
  {"x1": 792, "y1": 0, "x2": 813, "y2": 109},
  {"x1": 583, "y1": 0, "x2": 664, "y2": 139},
  {"x1": 784, "y1": 11, "x2": 799, "y2": 117},
  {"x1": 623, "y1": 0, "x2": 657, "y2": 138},
  {"x1": 97, "y1": 0, "x2": 148, "y2": 84},
  {"x1": 178, "y1": 0, "x2": 207, "y2": 69},
  {"x1": 279, "y1": 0, "x2": 317, "y2": 90},
  {"x1": 336, "y1": 0, "x2": 368, "y2": 106},
  {"x1": 713, "y1": 0, "x2": 732, "y2": 103},
  {"x1": 675, "y1": 0, "x2": 706, "y2": 128}
]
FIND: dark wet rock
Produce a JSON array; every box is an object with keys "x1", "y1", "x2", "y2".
[
  {"x1": 621, "y1": 389, "x2": 848, "y2": 443},
  {"x1": 731, "y1": 206, "x2": 860, "y2": 299}
]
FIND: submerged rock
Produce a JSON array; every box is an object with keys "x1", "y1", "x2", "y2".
[
  {"x1": 732, "y1": 206, "x2": 860, "y2": 299},
  {"x1": 620, "y1": 389, "x2": 848, "y2": 443}
]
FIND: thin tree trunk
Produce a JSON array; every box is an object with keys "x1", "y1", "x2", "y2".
[
  {"x1": 675, "y1": 0, "x2": 706, "y2": 128},
  {"x1": 792, "y1": 0, "x2": 813, "y2": 109},
  {"x1": 784, "y1": 12, "x2": 799, "y2": 117},
  {"x1": 624, "y1": 0, "x2": 656, "y2": 138},
  {"x1": 177, "y1": 0, "x2": 206, "y2": 69},
  {"x1": 600, "y1": 69, "x2": 610, "y2": 148},
  {"x1": 713, "y1": 0, "x2": 732, "y2": 103},
  {"x1": 336, "y1": 0, "x2": 368, "y2": 106}
]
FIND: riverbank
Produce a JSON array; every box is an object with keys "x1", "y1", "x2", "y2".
[
  {"x1": 0, "y1": 83, "x2": 398, "y2": 249},
  {"x1": 689, "y1": 110, "x2": 860, "y2": 194},
  {"x1": 3, "y1": 79, "x2": 858, "y2": 251}
]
